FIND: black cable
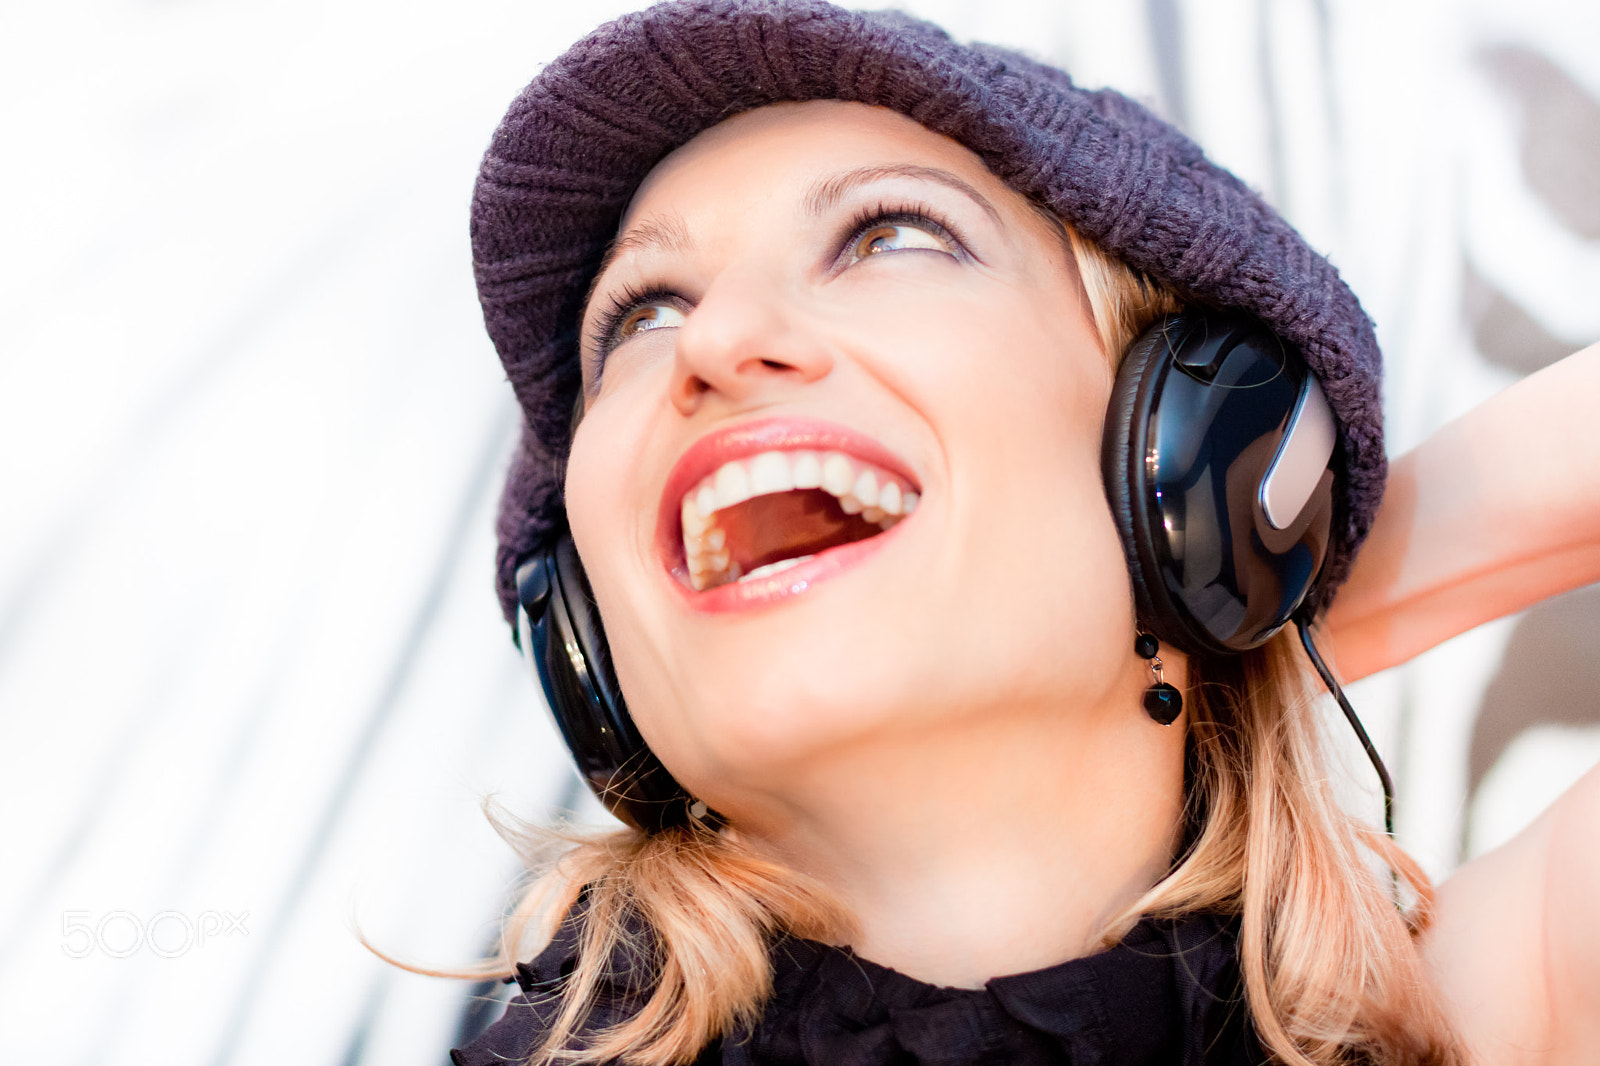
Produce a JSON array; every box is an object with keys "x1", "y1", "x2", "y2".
[{"x1": 1294, "y1": 612, "x2": 1395, "y2": 839}]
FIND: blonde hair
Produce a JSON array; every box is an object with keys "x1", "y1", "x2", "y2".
[{"x1": 440, "y1": 229, "x2": 1463, "y2": 1066}]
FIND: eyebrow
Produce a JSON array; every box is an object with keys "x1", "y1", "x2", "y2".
[
  {"x1": 803, "y1": 164, "x2": 1001, "y2": 223},
  {"x1": 586, "y1": 211, "x2": 694, "y2": 310}
]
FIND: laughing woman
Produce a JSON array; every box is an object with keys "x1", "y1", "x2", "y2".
[{"x1": 446, "y1": 3, "x2": 1600, "y2": 1064}]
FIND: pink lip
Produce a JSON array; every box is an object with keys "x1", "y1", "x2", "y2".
[{"x1": 654, "y1": 416, "x2": 921, "y2": 613}]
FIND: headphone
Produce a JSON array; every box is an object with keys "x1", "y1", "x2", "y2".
[
  {"x1": 1102, "y1": 311, "x2": 1336, "y2": 657},
  {"x1": 515, "y1": 311, "x2": 1353, "y2": 833}
]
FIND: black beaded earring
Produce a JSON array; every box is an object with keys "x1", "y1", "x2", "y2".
[{"x1": 1134, "y1": 632, "x2": 1183, "y2": 725}]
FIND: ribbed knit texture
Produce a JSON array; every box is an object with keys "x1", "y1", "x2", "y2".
[{"x1": 472, "y1": 0, "x2": 1386, "y2": 625}]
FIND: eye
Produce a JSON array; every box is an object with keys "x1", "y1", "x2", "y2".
[
  {"x1": 848, "y1": 218, "x2": 954, "y2": 262},
  {"x1": 591, "y1": 289, "x2": 689, "y2": 360},
  {"x1": 614, "y1": 301, "x2": 686, "y2": 341}
]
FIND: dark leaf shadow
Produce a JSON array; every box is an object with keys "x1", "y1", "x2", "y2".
[
  {"x1": 1463, "y1": 584, "x2": 1600, "y2": 859},
  {"x1": 1477, "y1": 44, "x2": 1600, "y2": 240}
]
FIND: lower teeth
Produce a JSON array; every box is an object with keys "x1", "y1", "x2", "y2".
[{"x1": 737, "y1": 556, "x2": 814, "y2": 583}]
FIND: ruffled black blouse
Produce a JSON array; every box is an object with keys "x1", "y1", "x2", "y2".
[{"x1": 451, "y1": 912, "x2": 1266, "y2": 1065}]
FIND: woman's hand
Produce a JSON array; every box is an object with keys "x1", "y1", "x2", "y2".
[{"x1": 1326, "y1": 340, "x2": 1600, "y2": 682}]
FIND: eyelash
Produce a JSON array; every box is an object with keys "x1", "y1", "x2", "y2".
[
  {"x1": 590, "y1": 280, "x2": 678, "y2": 364},
  {"x1": 588, "y1": 202, "x2": 969, "y2": 361},
  {"x1": 834, "y1": 200, "x2": 968, "y2": 267}
]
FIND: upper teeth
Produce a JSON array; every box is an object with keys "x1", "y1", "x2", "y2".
[{"x1": 681, "y1": 450, "x2": 919, "y2": 591}]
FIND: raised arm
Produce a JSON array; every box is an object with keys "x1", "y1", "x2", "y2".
[
  {"x1": 1421, "y1": 749, "x2": 1600, "y2": 1063},
  {"x1": 1326, "y1": 341, "x2": 1600, "y2": 682},
  {"x1": 1345, "y1": 343, "x2": 1600, "y2": 1062}
]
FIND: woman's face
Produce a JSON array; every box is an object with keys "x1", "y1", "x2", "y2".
[{"x1": 566, "y1": 100, "x2": 1142, "y2": 815}]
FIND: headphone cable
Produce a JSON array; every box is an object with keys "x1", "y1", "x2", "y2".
[{"x1": 1293, "y1": 612, "x2": 1395, "y2": 838}]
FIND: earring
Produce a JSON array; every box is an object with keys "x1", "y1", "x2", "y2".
[{"x1": 1135, "y1": 632, "x2": 1183, "y2": 725}]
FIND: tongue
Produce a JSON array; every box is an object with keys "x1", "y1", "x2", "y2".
[{"x1": 716, "y1": 490, "x2": 881, "y2": 575}]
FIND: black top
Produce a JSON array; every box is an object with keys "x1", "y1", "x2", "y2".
[{"x1": 451, "y1": 912, "x2": 1267, "y2": 1065}]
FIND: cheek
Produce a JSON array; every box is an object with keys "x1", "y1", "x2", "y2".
[
  {"x1": 565, "y1": 353, "x2": 680, "y2": 552},
  {"x1": 564, "y1": 410, "x2": 637, "y2": 553},
  {"x1": 913, "y1": 291, "x2": 1133, "y2": 695},
  {"x1": 562, "y1": 388, "x2": 677, "y2": 707},
  {"x1": 565, "y1": 382, "x2": 762, "y2": 791}
]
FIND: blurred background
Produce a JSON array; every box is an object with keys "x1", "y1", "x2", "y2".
[{"x1": 1, "y1": 0, "x2": 1596, "y2": 1061}]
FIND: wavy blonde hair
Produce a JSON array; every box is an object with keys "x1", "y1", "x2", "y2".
[{"x1": 433, "y1": 227, "x2": 1463, "y2": 1066}]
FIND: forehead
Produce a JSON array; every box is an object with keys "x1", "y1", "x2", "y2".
[{"x1": 619, "y1": 99, "x2": 1013, "y2": 231}]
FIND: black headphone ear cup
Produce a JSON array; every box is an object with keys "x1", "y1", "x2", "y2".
[
  {"x1": 1105, "y1": 312, "x2": 1333, "y2": 656},
  {"x1": 549, "y1": 536, "x2": 623, "y2": 717},
  {"x1": 524, "y1": 534, "x2": 704, "y2": 832},
  {"x1": 1103, "y1": 316, "x2": 1185, "y2": 640}
]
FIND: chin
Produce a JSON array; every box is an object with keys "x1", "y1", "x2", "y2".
[{"x1": 644, "y1": 590, "x2": 947, "y2": 781}]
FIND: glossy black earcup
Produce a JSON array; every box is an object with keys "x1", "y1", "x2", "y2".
[
  {"x1": 1102, "y1": 312, "x2": 1336, "y2": 656},
  {"x1": 516, "y1": 536, "x2": 706, "y2": 832}
]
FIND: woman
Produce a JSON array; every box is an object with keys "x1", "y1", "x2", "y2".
[{"x1": 449, "y1": 2, "x2": 1600, "y2": 1063}]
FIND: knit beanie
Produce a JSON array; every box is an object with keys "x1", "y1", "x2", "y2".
[{"x1": 472, "y1": 0, "x2": 1386, "y2": 627}]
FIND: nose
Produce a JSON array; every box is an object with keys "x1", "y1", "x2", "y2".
[{"x1": 669, "y1": 269, "x2": 835, "y2": 416}]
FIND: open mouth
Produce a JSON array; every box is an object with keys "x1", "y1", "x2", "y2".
[{"x1": 678, "y1": 449, "x2": 919, "y2": 591}]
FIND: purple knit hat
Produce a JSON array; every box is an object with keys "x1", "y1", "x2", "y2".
[{"x1": 473, "y1": 0, "x2": 1385, "y2": 626}]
